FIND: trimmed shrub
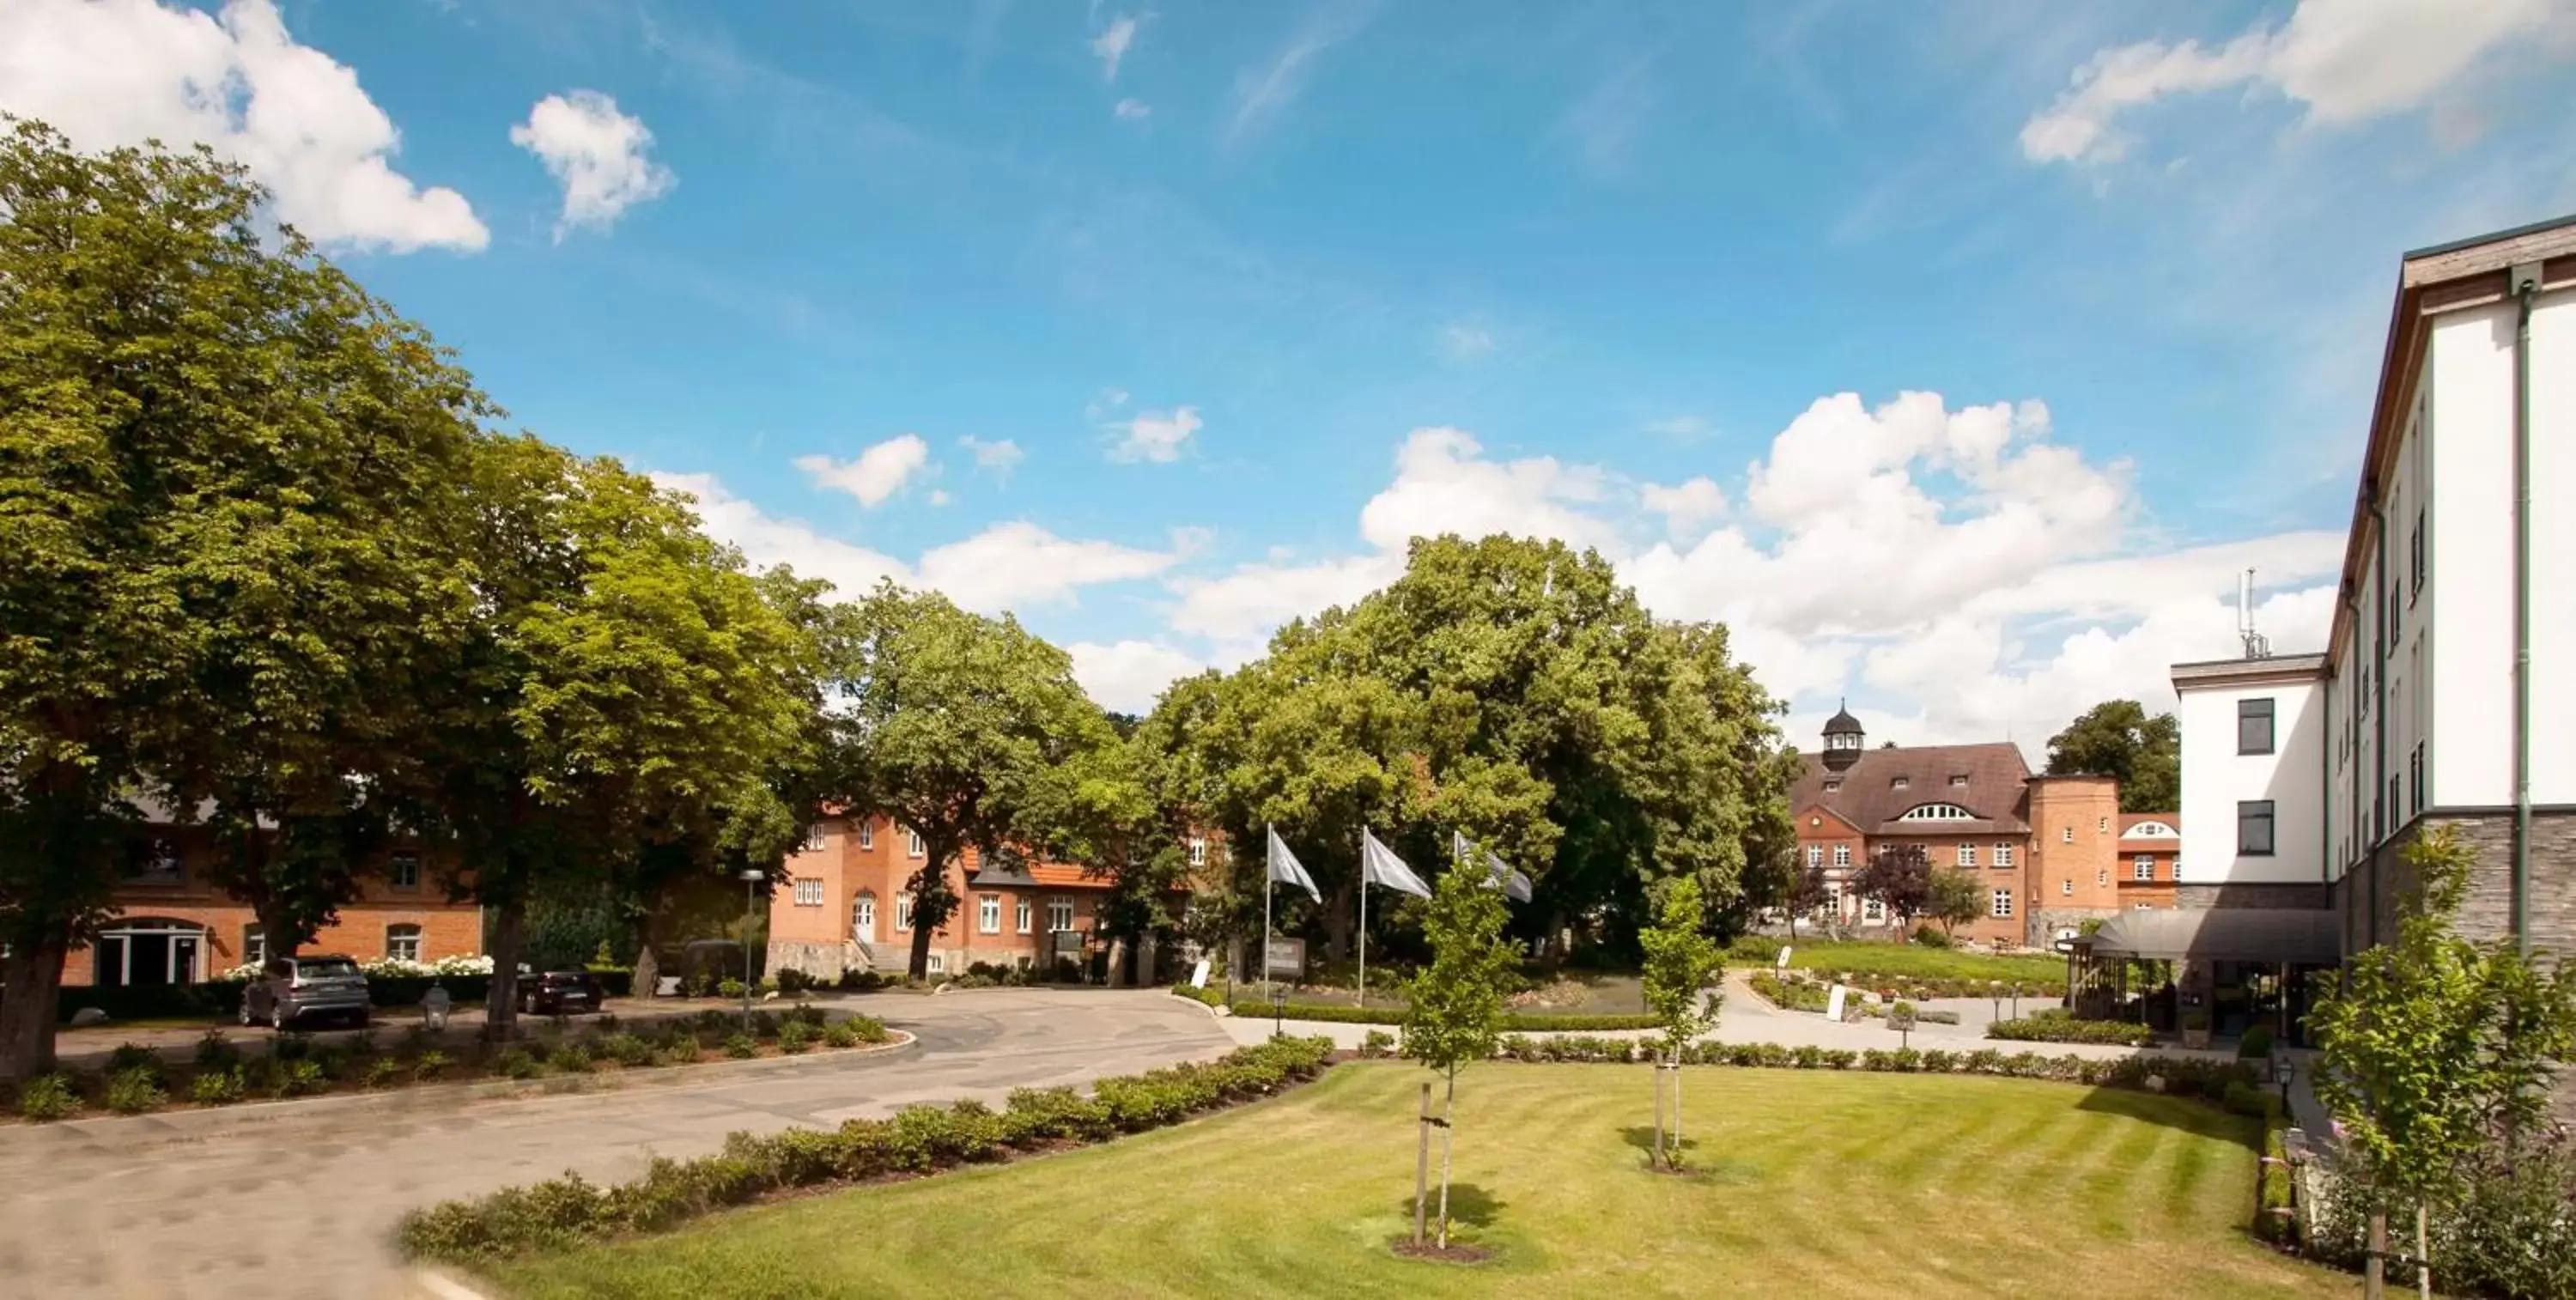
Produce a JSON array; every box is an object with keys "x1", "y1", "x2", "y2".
[
  {"x1": 105, "y1": 1042, "x2": 161, "y2": 1077},
  {"x1": 2234, "y1": 1024, "x2": 2275, "y2": 1059},
  {"x1": 721, "y1": 1033, "x2": 758, "y2": 1060},
  {"x1": 1208, "y1": 995, "x2": 1657, "y2": 1032},
  {"x1": 491, "y1": 1048, "x2": 542, "y2": 1080},
  {"x1": 270, "y1": 1059, "x2": 327, "y2": 1098},
  {"x1": 1911, "y1": 925, "x2": 1952, "y2": 948},
  {"x1": 773, "y1": 968, "x2": 815, "y2": 995},
  {"x1": 190, "y1": 1068, "x2": 246, "y2": 1105},
  {"x1": 1985, "y1": 1009, "x2": 2156, "y2": 1047},
  {"x1": 15, "y1": 1072, "x2": 81, "y2": 1121},
  {"x1": 104, "y1": 1066, "x2": 166, "y2": 1115},
  {"x1": 366, "y1": 1057, "x2": 408, "y2": 1089},
  {"x1": 716, "y1": 979, "x2": 747, "y2": 1001},
  {"x1": 193, "y1": 1030, "x2": 241, "y2": 1073},
  {"x1": 412, "y1": 1049, "x2": 453, "y2": 1082},
  {"x1": 1358, "y1": 1029, "x2": 1397, "y2": 1058},
  {"x1": 549, "y1": 1041, "x2": 596, "y2": 1073},
  {"x1": 777, "y1": 1021, "x2": 818, "y2": 1054},
  {"x1": 599, "y1": 1033, "x2": 654, "y2": 1066},
  {"x1": 2221, "y1": 1082, "x2": 2284, "y2": 1121}
]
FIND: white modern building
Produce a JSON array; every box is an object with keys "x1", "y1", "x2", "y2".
[{"x1": 2171, "y1": 214, "x2": 2576, "y2": 963}]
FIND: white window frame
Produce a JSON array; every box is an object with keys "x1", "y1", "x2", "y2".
[
  {"x1": 906, "y1": 829, "x2": 926, "y2": 859},
  {"x1": 896, "y1": 894, "x2": 915, "y2": 931},
  {"x1": 1954, "y1": 845, "x2": 1976, "y2": 868},
  {"x1": 1897, "y1": 803, "x2": 1973, "y2": 822},
  {"x1": 793, "y1": 878, "x2": 824, "y2": 906},
  {"x1": 802, "y1": 824, "x2": 827, "y2": 854},
  {"x1": 243, "y1": 924, "x2": 266, "y2": 968},
  {"x1": 1047, "y1": 898, "x2": 1075, "y2": 932},
  {"x1": 1188, "y1": 836, "x2": 1207, "y2": 867},
  {"x1": 1832, "y1": 844, "x2": 1851, "y2": 867},
  {"x1": 389, "y1": 852, "x2": 422, "y2": 890},
  {"x1": 1806, "y1": 846, "x2": 1822, "y2": 867},
  {"x1": 2135, "y1": 855, "x2": 2154, "y2": 881},
  {"x1": 2094, "y1": 869, "x2": 2107, "y2": 887},
  {"x1": 1993, "y1": 844, "x2": 2015, "y2": 867},
  {"x1": 927, "y1": 953, "x2": 945, "y2": 975},
  {"x1": 2098, "y1": 817, "x2": 2109, "y2": 834},
  {"x1": 2061, "y1": 878, "x2": 2073, "y2": 896},
  {"x1": 859, "y1": 821, "x2": 875, "y2": 850},
  {"x1": 1861, "y1": 898, "x2": 1886, "y2": 923},
  {"x1": 1990, "y1": 889, "x2": 2013, "y2": 918},
  {"x1": 854, "y1": 893, "x2": 877, "y2": 938},
  {"x1": 385, "y1": 924, "x2": 422, "y2": 963},
  {"x1": 978, "y1": 895, "x2": 1001, "y2": 933},
  {"x1": 1015, "y1": 898, "x2": 1033, "y2": 933},
  {"x1": 2061, "y1": 827, "x2": 2073, "y2": 843}
]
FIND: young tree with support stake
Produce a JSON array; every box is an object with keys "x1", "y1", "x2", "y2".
[
  {"x1": 1400, "y1": 862, "x2": 1516, "y2": 1250},
  {"x1": 1638, "y1": 875, "x2": 1724, "y2": 1170}
]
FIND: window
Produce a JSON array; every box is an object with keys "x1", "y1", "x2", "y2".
[
  {"x1": 927, "y1": 953, "x2": 945, "y2": 975},
  {"x1": 243, "y1": 924, "x2": 266, "y2": 967},
  {"x1": 854, "y1": 893, "x2": 877, "y2": 937},
  {"x1": 2409, "y1": 742, "x2": 2424, "y2": 816},
  {"x1": 2098, "y1": 816, "x2": 2109, "y2": 834},
  {"x1": 906, "y1": 829, "x2": 926, "y2": 859},
  {"x1": 1948, "y1": 774, "x2": 1969, "y2": 787},
  {"x1": 1832, "y1": 845, "x2": 1851, "y2": 867},
  {"x1": 1015, "y1": 898, "x2": 1032, "y2": 933},
  {"x1": 1889, "y1": 776, "x2": 1911, "y2": 790},
  {"x1": 1993, "y1": 844, "x2": 2014, "y2": 868},
  {"x1": 385, "y1": 924, "x2": 422, "y2": 963},
  {"x1": 2388, "y1": 580, "x2": 2401, "y2": 649},
  {"x1": 2061, "y1": 827, "x2": 2073, "y2": 844},
  {"x1": 2237, "y1": 800, "x2": 2276, "y2": 856},
  {"x1": 2128, "y1": 821, "x2": 2175, "y2": 837},
  {"x1": 124, "y1": 838, "x2": 183, "y2": 884},
  {"x1": 802, "y1": 824, "x2": 827, "y2": 854},
  {"x1": 1188, "y1": 836, "x2": 1207, "y2": 867},
  {"x1": 1897, "y1": 803, "x2": 1973, "y2": 821},
  {"x1": 2061, "y1": 879, "x2": 2073, "y2": 896},
  {"x1": 859, "y1": 821, "x2": 875, "y2": 850},
  {"x1": 2136, "y1": 902, "x2": 2154, "y2": 910},
  {"x1": 1820, "y1": 885, "x2": 1842, "y2": 920},
  {"x1": 1955, "y1": 845, "x2": 1976, "y2": 868},
  {"x1": 390, "y1": 852, "x2": 422, "y2": 890},
  {"x1": 1862, "y1": 898, "x2": 1885, "y2": 923},
  {"x1": 2409, "y1": 511, "x2": 2424, "y2": 599},
  {"x1": 2134, "y1": 855, "x2": 2154, "y2": 882},
  {"x1": 978, "y1": 895, "x2": 1001, "y2": 933},
  {"x1": 1806, "y1": 846, "x2": 1822, "y2": 868},
  {"x1": 2094, "y1": 869, "x2": 2107, "y2": 887},
  {"x1": 1047, "y1": 898, "x2": 1075, "y2": 932},
  {"x1": 896, "y1": 894, "x2": 915, "y2": 931},
  {"x1": 2390, "y1": 774, "x2": 2403, "y2": 830},
  {"x1": 2239, "y1": 697, "x2": 2275, "y2": 755},
  {"x1": 1821, "y1": 780, "x2": 1841, "y2": 793},
  {"x1": 793, "y1": 878, "x2": 824, "y2": 906},
  {"x1": 1990, "y1": 889, "x2": 2013, "y2": 918}
]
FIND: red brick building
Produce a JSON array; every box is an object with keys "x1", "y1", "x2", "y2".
[
  {"x1": 1788, "y1": 706, "x2": 2176, "y2": 948},
  {"x1": 763, "y1": 811, "x2": 1205, "y2": 981},
  {"x1": 2115, "y1": 813, "x2": 2183, "y2": 911},
  {"x1": 64, "y1": 810, "x2": 483, "y2": 989}
]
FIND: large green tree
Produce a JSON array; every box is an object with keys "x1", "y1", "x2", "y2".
[
  {"x1": 828, "y1": 583, "x2": 1119, "y2": 980},
  {"x1": 2044, "y1": 700, "x2": 2179, "y2": 814}
]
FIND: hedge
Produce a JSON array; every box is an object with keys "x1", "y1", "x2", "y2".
[
  {"x1": 1170, "y1": 985, "x2": 1659, "y2": 1032},
  {"x1": 1491, "y1": 1033, "x2": 2257, "y2": 1100},
  {"x1": 398, "y1": 1035, "x2": 1338, "y2": 1262},
  {"x1": 53, "y1": 970, "x2": 641, "y2": 1024},
  {"x1": 1984, "y1": 1009, "x2": 2157, "y2": 1047}
]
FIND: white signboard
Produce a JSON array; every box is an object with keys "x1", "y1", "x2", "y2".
[
  {"x1": 1263, "y1": 938, "x2": 1306, "y2": 979},
  {"x1": 1776, "y1": 946, "x2": 1792, "y2": 970},
  {"x1": 1825, "y1": 983, "x2": 1848, "y2": 1024},
  {"x1": 1188, "y1": 958, "x2": 1211, "y2": 989}
]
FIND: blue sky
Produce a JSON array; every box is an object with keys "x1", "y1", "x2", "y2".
[{"x1": 7, "y1": 0, "x2": 2574, "y2": 752}]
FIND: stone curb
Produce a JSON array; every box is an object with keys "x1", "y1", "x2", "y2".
[
  {"x1": 399, "y1": 1267, "x2": 498, "y2": 1300},
  {"x1": 3, "y1": 1031, "x2": 919, "y2": 1154}
]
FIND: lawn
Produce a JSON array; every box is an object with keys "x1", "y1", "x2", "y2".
[
  {"x1": 476, "y1": 1064, "x2": 2342, "y2": 1300},
  {"x1": 1770, "y1": 939, "x2": 2070, "y2": 987}
]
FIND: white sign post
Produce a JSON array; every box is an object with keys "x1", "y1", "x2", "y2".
[
  {"x1": 1188, "y1": 958, "x2": 1211, "y2": 990},
  {"x1": 1824, "y1": 983, "x2": 1848, "y2": 1024},
  {"x1": 1776, "y1": 947, "x2": 1792, "y2": 971}
]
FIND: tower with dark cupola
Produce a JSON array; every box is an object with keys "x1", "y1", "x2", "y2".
[{"x1": 1820, "y1": 701, "x2": 1866, "y2": 772}]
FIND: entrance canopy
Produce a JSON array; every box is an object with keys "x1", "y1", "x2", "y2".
[{"x1": 2074, "y1": 908, "x2": 2339, "y2": 965}]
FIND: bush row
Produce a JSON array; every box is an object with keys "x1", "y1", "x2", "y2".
[
  {"x1": 53, "y1": 970, "x2": 646, "y2": 1024},
  {"x1": 397, "y1": 1035, "x2": 1338, "y2": 1262},
  {"x1": 8, "y1": 1006, "x2": 890, "y2": 1122},
  {"x1": 1169, "y1": 984, "x2": 1660, "y2": 1032},
  {"x1": 1984, "y1": 1008, "x2": 2157, "y2": 1047},
  {"x1": 1490, "y1": 1034, "x2": 2257, "y2": 1099}
]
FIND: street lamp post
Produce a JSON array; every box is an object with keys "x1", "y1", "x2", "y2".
[{"x1": 740, "y1": 869, "x2": 765, "y2": 1033}]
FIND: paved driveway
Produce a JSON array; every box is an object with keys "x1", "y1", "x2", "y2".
[{"x1": 0, "y1": 988, "x2": 1232, "y2": 1300}]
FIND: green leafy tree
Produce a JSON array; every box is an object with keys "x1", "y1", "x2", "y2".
[
  {"x1": 2310, "y1": 826, "x2": 2576, "y2": 1298},
  {"x1": 829, "y1": 584, "x2": 1119, "y2": 980},
  {"x1": 1852, "y1": 845, "x2": 1934, "y2": 936},
  {"x1": 1401, "y1": 863, "x2": 1516, "y2": 1248},
  {"x1": 2044, "y1": 700, "x2": 2179, "y2": 814},
  {"x1": 1637, "y1": 876, "x2": 1724, "y2": 1169},
  {"x1": 1928, "y1": 866, "x2": 1984, "y2": 939}
]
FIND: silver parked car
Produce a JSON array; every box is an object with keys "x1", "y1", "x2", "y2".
[{"x1": 240, "y1": 955, "x2": 372, "y2": 1029}]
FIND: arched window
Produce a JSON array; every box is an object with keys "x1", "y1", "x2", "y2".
[
  {"x1": 1895, "y1": 803, "x2": 1974, "y2": 822},
  {"x1": 92, "y1": 919, "x2": 205, "y2": 987},
  {"x1": 2127, "y1": 820, "x2": 2178, "y2": 838},
  {"x1": 853, "y1": 891, "x2": 878, "y2": 939},
  {"x1": 385, "y1": 924, "x2": 422, "y2": 963}
]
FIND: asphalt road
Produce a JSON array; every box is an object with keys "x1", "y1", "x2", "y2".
[{"x1": 0, "y1": 988, "x2": 1234, "y2": 1300}]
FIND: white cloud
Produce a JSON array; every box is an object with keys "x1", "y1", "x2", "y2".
[
  {"x1": 1439, "y1": 324, "x2": 1495, "y2": 359},
  {"x1": 0, "y1": 0, "x2": 485, "y2": 252},
  {"x1": 2021, "y1": 0, "x2": 2571, "y2": 165},
  {"x1": 1067, "y1": 640, "x2": 1204, "y2": 714},
  {"x1": 1639, "y1": 477, "x2": 1727, "y2": 542},
  {"x1": 1091, "y1": 14, "x2": 1140, "y2": 82},
  {"x1": 1225, "y1": 2, "x2": 1374, "y2": 148},
  {"x1": 1114, "y1": 97, "x2": 1151, "y2": 120},
  {"x1": 1357, "y1": 427, "x2": 1619, "y2": 553},
  {"x1": 658, "y1": 471, "x2": 1181, "y2": 614},
  {"x1": 917, "y1": 521, "x2": 1180, "y2": 611},
  {"x1": 1168, "y1": 553, "x2": 1401, "y2": 658},
  {"x1": 510, "y1": 89, "x2": 675, "y2": 240},
  {"x1": 794, "y1": 434, "x2": 932, "y2": 507},
  {"x1": 959, "y1": 434, "x2": 1025, "y2": 477},
  {"x1": 1109, "y1": 405, "x2": 1202, "y2": 464}
]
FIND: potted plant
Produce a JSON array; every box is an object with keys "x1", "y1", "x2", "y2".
[{"x1": 2181, "y1": 1010, "x2": 2212, "y2": 1050}]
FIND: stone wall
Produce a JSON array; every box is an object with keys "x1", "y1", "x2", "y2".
[
  {"x1": 2333, "y1": 811, "x2": 2576, "y2": 957},
  {"x1": 764, "y1": 940, "x2": 853, "y2": 982}
]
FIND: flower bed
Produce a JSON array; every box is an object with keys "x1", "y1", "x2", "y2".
[
  {"x1": 1169, "y1": 984, "x2": 1659, "y2": 1032},
  {"x1": 397, "y1": 1035, "x2": 1338, "y2": 1263},
  {"x1": 5, "y1": 1005, "x2": 890, "y2": 1125},
  {"x1": 1984, "y1": 1009, "x2": 2157, "y2": 1047}
]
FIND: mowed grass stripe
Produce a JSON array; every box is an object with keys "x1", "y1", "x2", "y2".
[{"x1": 480, "y1": 1065, "x2": 2351, "y2": 1300}]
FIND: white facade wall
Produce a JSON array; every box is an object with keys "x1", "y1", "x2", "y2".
[{"x1": 2178, "y1": 671, "x2": 2325, "y2": 886}]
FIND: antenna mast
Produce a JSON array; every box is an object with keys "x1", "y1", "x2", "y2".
[{"x1": 2238, "y1": 568, "x2": 2271, "y2": 659}]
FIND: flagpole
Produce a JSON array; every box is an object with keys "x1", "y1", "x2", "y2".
[
  {"x1": 1263, "y1": 822, "x2": 1276, "y2": 1003},
  {"x1": 1358, "y1": 827, "x2": 1368, "y2": 1011}
]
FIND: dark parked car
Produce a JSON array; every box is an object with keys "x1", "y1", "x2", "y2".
[
  {"x1": 519, "y1": 969, "x2": 606, "y2": 1016},
  {"x1": 240, "y1": 955, "x2": 371, "y2": 1029}
]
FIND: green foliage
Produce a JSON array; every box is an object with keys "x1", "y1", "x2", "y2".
[
  {"x1": 2044, "y1": 700, "x2": 2179, "y2": 814},
  {"x1": 2310, "y1": 825, "x2": 2576, "y2": 1217},
  {"x1": 413, "y1": 1049, "x2": 453, "y2": 1082},
  {"x1": 1986, "y1": 1009, "x2": 2155, "y2": 1047},
  {"x1": 396, "y1": 1036, "x2": 1336, "y2": 1261},
  {"x1": 103, "y1": 1066, "x2": 166, "y2": 1115},
  {"x1": 492, "y1": 1048, "x2": 543, "y2": 1080},
  {"x1": 721, "y1": 1034, "x2": 758, "y2": 1060},
  {"x1": 2308, "y1": 1136, "x2": 2576, "y2": 1300},
  {"x1": 103, "y1": 1042, "x2": 161, "y2": 1077},
  {"x1": 2234, "y1": 1024, "x2": 2275, "y2": 1059},
  {"x1": 15, "y1": 1072, "x2": 80, "y2": 1121},
  {"x1": 1358, "y1": 1030, "x2": 1397, "y2": 1058},
  {"x1": 365, "y1": 1057, "x2": 408, "y2": 1089},
  {"x1": 1925, "y1": 870, "x2": 1982, "y2": 939},
  {"x1": 1911, "y1": 924, "x2": 1953, "y2": 948},
  {"x1": 716, "y1": 979, "x2": 746, "y2": 1001},
  {"x1": 189, "y1": 1069, "x2": 246, "y2": 1106},
  {"x1": 192, "y1": 1030, "x2": 241, "y2": 1073},
  {"x1": 2221, "y1": 1083, "x2": 2284, "y2": 1122},
  {"x1": 1400, "y1": 866, "x2": 1519, "y2": 1079},
  {"x1": 776, "y1": 1021, "x2": 817, "y2": 1054},
  {"x1": 1637, "y1": 876, "x2": 1725, "y2": 1060},
  {"x1": 269, "y1": 1060, "x2": 327, "y2": 1098},
  {"x1": 1851, "y1": 845, "x2": 1935, "y2": 932}
]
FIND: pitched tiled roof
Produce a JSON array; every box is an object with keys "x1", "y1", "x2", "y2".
[{"x1": 1789, "y1": 743, "x2": 2034, "y2": 836}]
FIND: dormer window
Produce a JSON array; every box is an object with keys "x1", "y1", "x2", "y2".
[
  {"x1": 1948, "y1": 775, "x2": 1968, "y2": 787},
  {"x1": 1890, "y1": 776, "x2": 1910, "y2": 790},
  {"x1": 1897, "y1": 803, "x2": 1972, "y2": 821},
  {"x1": 1822, "y1": 780, "x2": 1840, "y2": 792}
]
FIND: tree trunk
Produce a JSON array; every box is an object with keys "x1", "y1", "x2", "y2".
[
  {"x1": 1413, "y1": 1081, "x2": 1432, "y2": 1247},
  {"x1": 907, "y1": 859, "x2": 939, "y2": 981},
  {"x1": 1437, "y1": 1069, "x2": 1458, "y2": 1248},
  {"x1": 631, "y1": 918, "x2": 659, "y2": 999},
  {"x1": 255, "y1": 896, "x2": 303, "y2": 964},
  {"x1": 485, "y1": 902, "x2": 526, "y2": 1042},
  {"x1": 2415, "y1": 1203, "x2": 2430, "y2": 1300},
  {"x1": 1652, "y1": 1054, "x2": 1668, "y2": 1169},
  {"x1": 2365, "y1": 1207, "x2": 2386, "y2": 1299},
  {"x1": 1671, "y1": 1046, "x2": 1686, "y2": 1167},
  {"x1": 0, "y1": 932, "x2": 69, "y2": 1079},
  {"x1": 1322, "y1": 883, "x2": 1353, "y2": 962}
]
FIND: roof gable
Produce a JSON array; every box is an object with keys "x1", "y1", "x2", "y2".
[{"x1": 1789, "y1": 743, "x2": 2034, "y2": 836}]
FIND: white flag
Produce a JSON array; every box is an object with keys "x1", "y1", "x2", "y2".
[
  {"x1": 1360, "y1": 829, "x2": 1431, "y2": 898},
  {"x1": 1267, "y1": 827, "x2": 1321, "y2": 904},
  {"x1": 1454, "y1": 831, "x2": 1532, "y2": 903}
]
